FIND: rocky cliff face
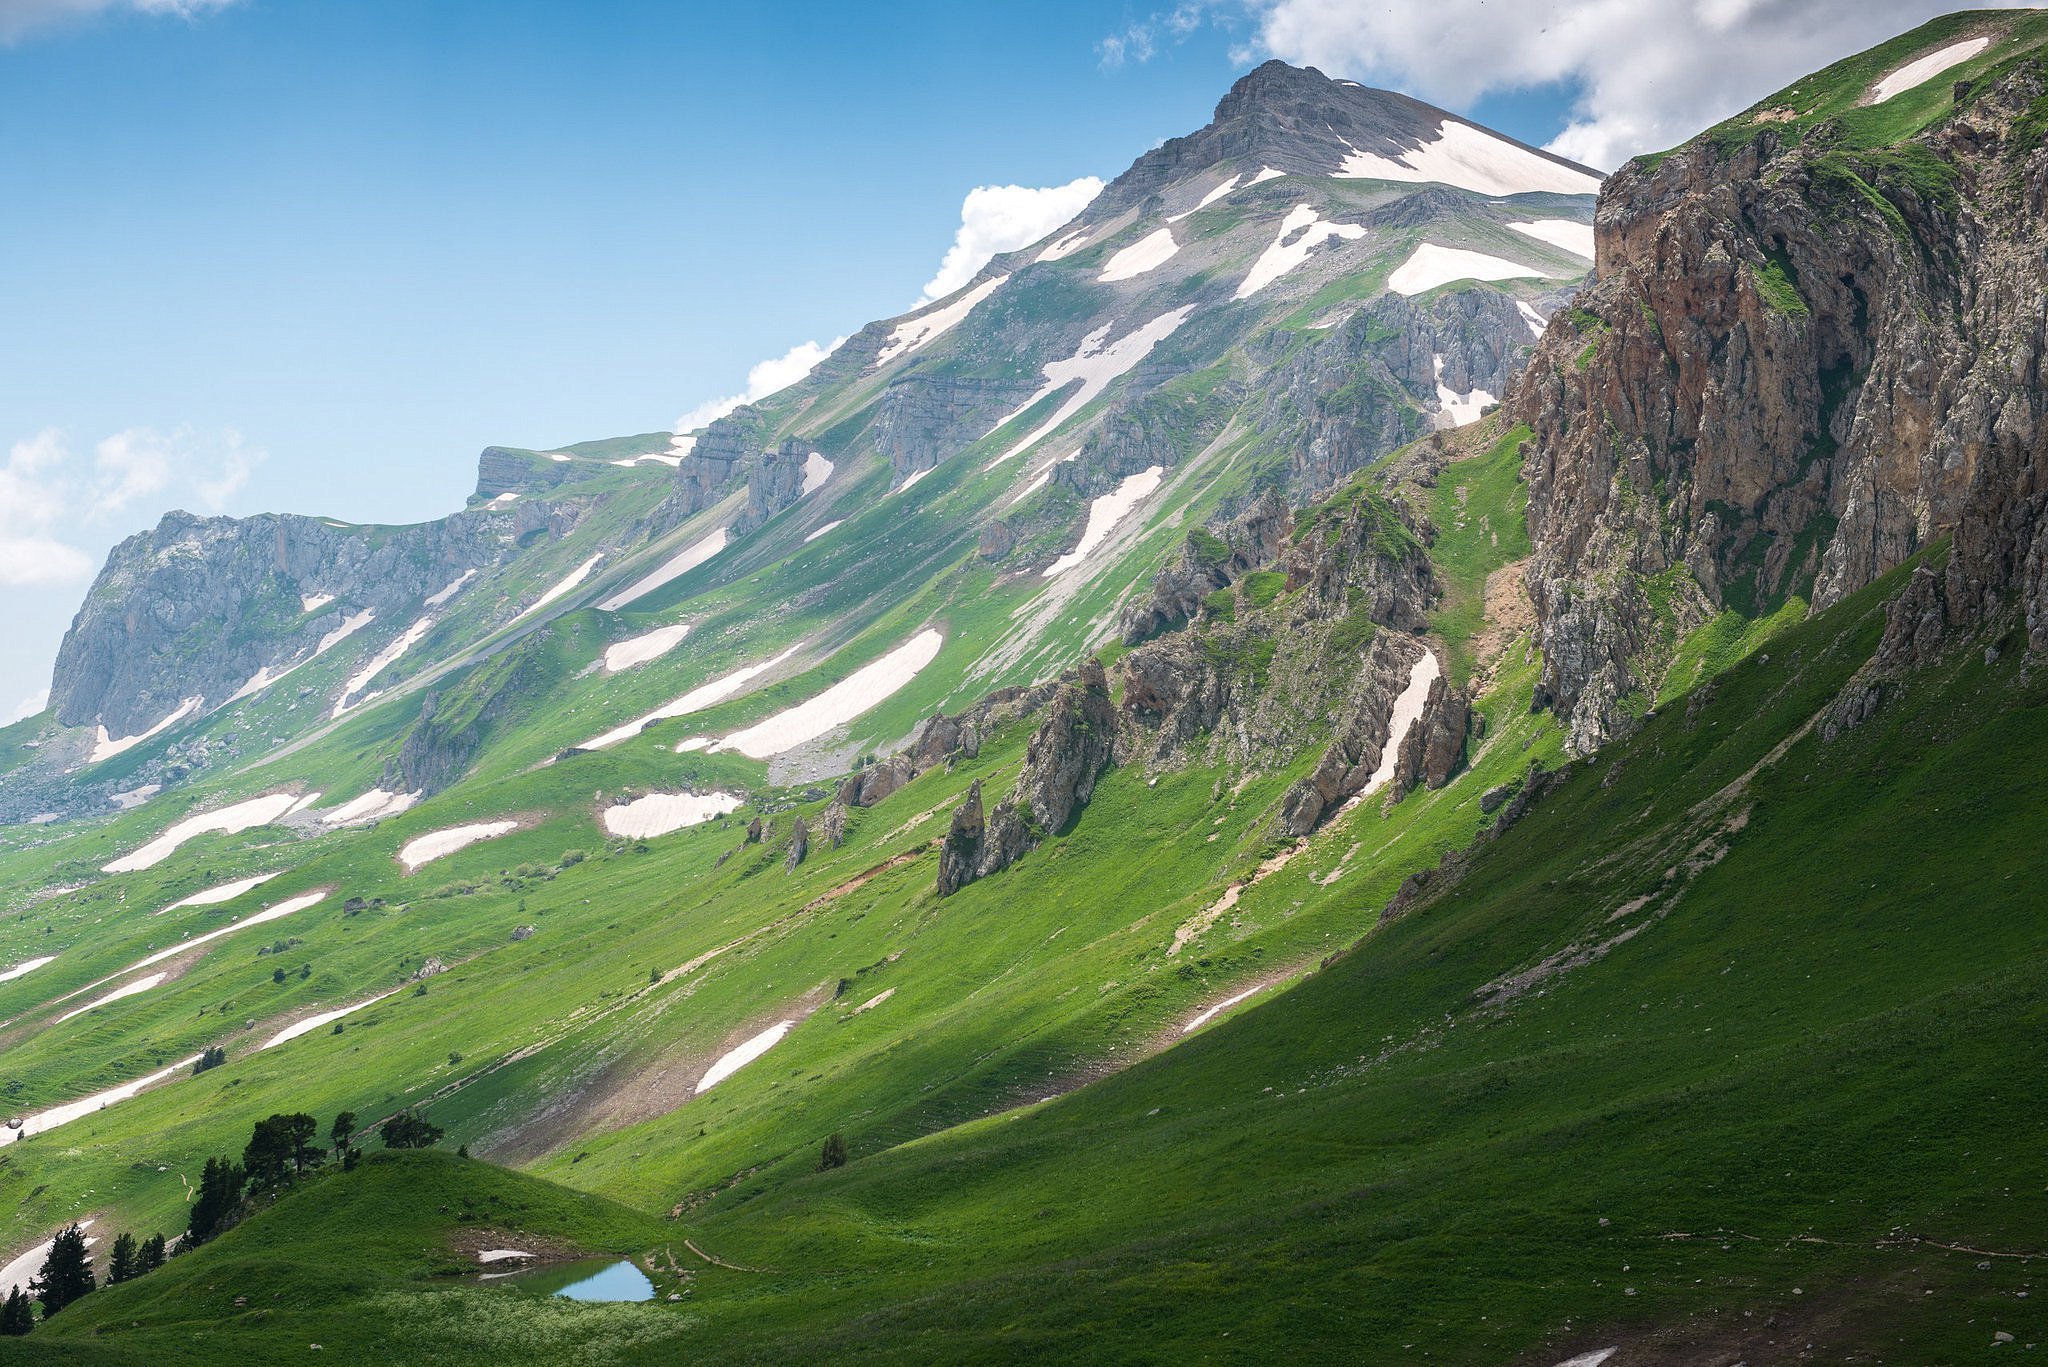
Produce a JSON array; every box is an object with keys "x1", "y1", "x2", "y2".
[
  {"x1": 1118, "y1": 478, "x2": 1466, "y2": 829},
  {"x1": 1517, "y1": 49, "x2": 2048, "y2": 751},
  {"x1": 50, "y1": 506, "x2": 540, "y2": 738},
  {"x1": 873, "y1": 374, "x2": 1038, "y2": 484}
]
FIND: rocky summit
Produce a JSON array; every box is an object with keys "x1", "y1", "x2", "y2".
[{"x1": 2, "y1": 12, "x2": 2046, "y2": 1366}]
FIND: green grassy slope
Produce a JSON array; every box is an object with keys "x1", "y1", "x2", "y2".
[{"x1": 23, "y1": 558, "x2": 2048, "y2": 1364}]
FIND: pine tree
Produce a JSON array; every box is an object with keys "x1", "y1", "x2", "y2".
[
  {"x1": 106, "y1": 1232, "x2": 137, "y2": 1284},
  {"x1": 30, "y1": 1223, "x2": 94, "y2": 1317},
  {"x1": 330, "y1": 1110, "x2": 356, "y2": 1155},
  {"x1": 819, "y1": 1132, "x2": 848, "y2": 1170},
  {"x1": 138, "y1": 1233, "x2": 167, "y2": 1273},
  {"x1": 380, "y1": 1110, "x2": 444, "y2": 1149},
  {"x1": 0, "y1": 1286, "x2": 32, "y2": 1336},
  {"x1": 187, "y1": 1156, "x2": 245, "y2": 1245}
]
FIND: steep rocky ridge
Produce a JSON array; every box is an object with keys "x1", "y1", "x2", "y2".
[{"x1": 1517, "y1": 14, "x2": 2048, "y2": 750}]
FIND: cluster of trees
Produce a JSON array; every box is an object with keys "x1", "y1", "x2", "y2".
[
  {"x1": 1, "y1": 1222, "x2": 168, "y2": 1336},
  {"x1": 189, "y1": 1108, "x2": 445, "y2": 1247},
  {"x1": 191, "y1": 1045, "x2": 228, "y2": 1075},
  {"x1": 0, "y1": 1106, "x2": 449, "y2": 1336}
]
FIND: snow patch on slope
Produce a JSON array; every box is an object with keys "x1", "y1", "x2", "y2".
[
  {"x1": 986, "y1": 307, "x2": 1196, "y2": 466},
  {"x1": 1508, "y1": 219, "x2": 1595, "y2": 260},
  {"x1": 334, "y1": 615, "x2": 434, "y2": 716},
  {"x1": 1388, "y1": 243, "x2": 1546, "y2": 296},
  {"x1": 696, "y1": 1021, "x2": 794, "y2": 1093},
  {"x1": 1432, "y1": 355, "x2": 1495, "y2": 429},
  {"x1": 1236, "y1": 204, "x2": 1366, "y2": 299},
  {"x1": 580, "y1": 643, "x2": 806, "y2": 751},
  {"x1": 91, "y1": 697, "x2": 201, "y2": 764},
  {"x1": 1872, "y1": 35, "x2": 1990, "y2": 102},
  {"x1": 161, "y1": 871, "x2": 285, "y2": 913},
  {"x1": 1334, "y1": 120, "x2": 1600, "y2": 196},
  {"x1": 601, "y1": 791, "x2": 744, "y2": 839},
  {"x1": 1167, "y1": 174, "x2": 1240, "y2": 222},
  {"x1": 599, "y1": 528, "x2": 726, "y2": 611},
  {"x1": 0, "y1": 1061, "x2": 197, "y2": 1148},
  {"x1": 520, "y1": 554, "x2": 605, "y2": 619},
  {"x1": 712, "y1": 629, "x2": 943, "y2": 759},
  {"x1": 1043, "y1": 466, "x2": 1164, "y2": 577},
  {"x1": 1098, "y1": 227, "x2": 1180, "y2": 282},
  {"x1": 603, "y1": 623, "x2": 691, "y2": 673},
  {"x1": 876, "y1": 275, "x2": 1008, "y2": 366},
  {"x1": 104, "y1": 791, "x2": 305, "y2": 874},
  {"x1": 399, "y1": 821, "x2": 518, "y2": 872}
]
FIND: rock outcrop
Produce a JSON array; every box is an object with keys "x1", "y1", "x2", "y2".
[
  {"x1": 1516, "y1": 54, "x2": 2048, "y2": 750},
  {"x1": 934, "y1": 661, "x2": 1120, "y2": 896},
  {"x1": 1121, "y1": 491, "x2": 1290, "y2": 645},
  {"x1": 873, "y1": 374, "x2": 1037, "y2": 485}
]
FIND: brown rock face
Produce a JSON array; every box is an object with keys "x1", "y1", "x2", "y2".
[{"x1": 1517, "y1": 60, "x2": 2048, "y2": 750}]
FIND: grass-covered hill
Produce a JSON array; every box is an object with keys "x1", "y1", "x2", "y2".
[{"x1": 3, "y1": 12, "x2": 2047, "y2": 1365}]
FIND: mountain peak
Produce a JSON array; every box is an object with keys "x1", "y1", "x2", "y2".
[{"x1": 1083, "y1": 60, "x2": 1599, "y2": 220}]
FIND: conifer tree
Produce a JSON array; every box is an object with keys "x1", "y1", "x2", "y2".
[
  {"x1": 138, "y1": 1233, "x2": 167, "y2": 1273},
  {"x1": 0, "y1": 1286, "x2": 32, "y2": 1336},
  {"x1": 30, "y1": 1223, "x2": 94, "y2": 1317},
  {"x1": 106, "y1": 1232, "x2": 137, "y2": 1284}
]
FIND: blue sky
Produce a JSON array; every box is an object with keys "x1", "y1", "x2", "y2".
[{"x1": 0, "y1": 0, "x2": 1994, "y2": 720}]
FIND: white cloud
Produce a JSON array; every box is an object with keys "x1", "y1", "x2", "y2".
[
  {"x1": 1100, "y1": 3, "x2": 1216, "y2": 68},
  {"x1": 0, "y1": 424, "x2": 263, "y2": 588},
  {"x1": 917, "y1": 178, "x2": 1106, "y2": 304},
  {"x1": 1241, "y1": 0, "x2": 2035, "y2": 169},
  {"x1": 0, "y1": 0, "x2": 240, "y2": 43},
  {"x1": 674, "y1": 337, "x2": 847, "y2": 434},
  {"x1": 5, "y1": 689, "x2": 49, "y2": 725}
]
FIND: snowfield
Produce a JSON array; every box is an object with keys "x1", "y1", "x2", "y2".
[
  {"x1": 1432, "y1": 355, "x2": 1495, "y2": 429},
  {"x1": 1361, "y1": 651, "x2": 1443, "y2": 798},
  {"x1": 300, "y1": 593, "x2": 334, "y2": 613},
  {"x1": 1236, "y1": 204, "x2": 1366, "y2": 298},
  {"x1": 317, "y1": 608, "x2": 376, "y2": 653},
  {"x1": 1167, "y1": 174, "x2": 1240, "y2": 222},
  {"x1": 1872, "y1": 35, "x2": 1991, "y2": 102},
  {"x1": 399, "y1": 821, "x2": 519, "y2": 872},
  {"x1": 895, "y1": 465, "x2": 937, "y2": 494},
  {"x1": 1388, "y1": 242, "x2": 1546, "y2": 296},
  {"x1": 1334, "y1": 119, "x2": 1601, "y2": 196},
  {"x1": 0, "y1": 955, "x2": 55, "y2": 984},
  {"x1": 601, "y1": 791, "x2": 744, "y2": 839},
  {"x1": 803, "y1": 519, "x2": 844, "y2": 544},
  {"x1": 1098, "y1": 227, "x2": 1180, "y2": 282},
  {"x1": 876, "y1": 274, "x2": 1008, "y2": 365},
  {"x1": 161, "y1": 870, "x2": 285, "y2": 913},
  {"x1": 603, "y1": 623, "x2": 691, "y2": 673},
  {"x1": 1508, "y1": 218, "x2": 1595, "y2": 260},
  {"x1": 55, "y1": 972, "x2": 168, "y2": 1023},
  {"x1": 713, "y1": 628, "x2": 944, "y2": 759},
  {"x1": 1044, "y1": 466, "x2": 1164, "y2": 577},
  {"x1": 264, "y1": 994, "x2": 390, "y2": 1049},
  {"x1": 1248, "y1": 166, "x2": 1285, "y2": 186},
  {"x1": 73, "y1": 892, "x2": 330, "y2": 1005},
  {"x1": 425, "y1": 570, "x2": 474, "y2": 608},
  {"x1": 91, "y1": 697, "x2": 201, "y2": 764},
  {"x1": 1034, "y1": 229, "x2": 1092, "y2": 262},
  {"x1": 334, "y1": 615, "x2": 434, "y2": 716},
  {"x1": 521, "y1": 554, "x2": 605, "y2": 619},
  {"x1": 1183, "y1": 982, "x2": 1267, "y2": 1033},
  {"x1": 322, "y1": 788, "x2": 420, "y2": 826},
  {"x1": 987, "y1": 306, "x2": 1197, "y2": 466},
  {"x1": 104, "y1": 791, "x2": 305, "y2": 874},
  {"x1": 0, "y1": 1059, "x2": 198, "y2": 1148},
  {"x1": 580, "y1": 642, "x2": 806, "y2": 751},
  {"x1": 1517, "y1": 300, "x2": 1550, "y2": 338},
  {"x1": 696, "y1": 1021, "x2": 795, "y2": 1093},
  {"x1": 801, "y1": 451, "x2": 833, "y2": 495},
  {"x1": 598, "y1": 528, "x2": 726, "y2": 610}
]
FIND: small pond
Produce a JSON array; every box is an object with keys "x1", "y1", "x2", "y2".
[{"x1": 483, "y1": 1257, "x2": 655, "y2": 1302}]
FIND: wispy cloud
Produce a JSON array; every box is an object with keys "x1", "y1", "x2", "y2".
[
  {"x1": 0, "y1": 0, "x2": 242, "y2": 44},
  {"x1": 1238, "y1": 0, "x2": 2036, "y2": 169},
  {"x1": 674, "y1": 338, "x2": 848, "y2": 434},
  {"x1": 4, "y1": 688, "x2": 48, "y2": 726},
  {"x1": 1098, "y1": 3, "x2": 1214, "y2": 68},
  {"x1": 0, "y1": 424, "x2": 264, "y2": 587},
  {"x1": 916, "y1": 177, "x2": 1105, "y2": 304}
]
